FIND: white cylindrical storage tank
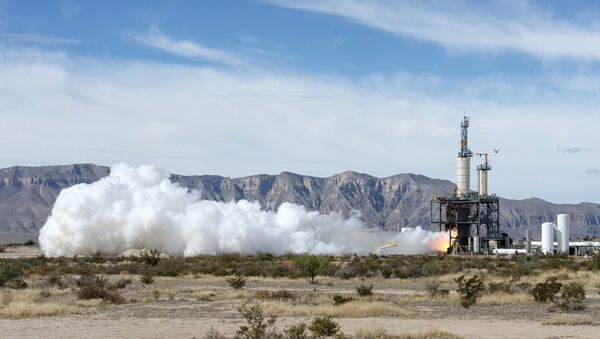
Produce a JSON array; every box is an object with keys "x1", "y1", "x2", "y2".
[
  {"x1": 541, "y1": 222, "x2": 555, "y2": 255},
  {"x1": 473, "y1": 236, "x2": 481, "y2": 254},
  {"x1": 456, "y1": 157, "x2": 470, "y2": 197},
  {"x1": 557, "y1": 214, "x2": 570, "y2": 254},
  {"x1": 478, "y1": 169, "x2": 488, "y2": 196}
]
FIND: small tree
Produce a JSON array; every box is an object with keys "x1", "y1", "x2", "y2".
[
  {"x1": 293, "y1": 253, "x2": 329, "y2": 284},
  {"x1": 235, "y1": 304, "x2": 277, "y2": 339},
  {"x1": 455, "y1": 274, "x2": 485, "y2": 308}
]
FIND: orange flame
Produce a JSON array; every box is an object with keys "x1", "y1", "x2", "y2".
[{"x1": 430, "y1": 230, "x2": 451, "y2": 252}]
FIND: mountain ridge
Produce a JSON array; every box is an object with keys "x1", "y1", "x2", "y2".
[{"x1": 1, "y1": 163, "x2": 599, "y2": 243}]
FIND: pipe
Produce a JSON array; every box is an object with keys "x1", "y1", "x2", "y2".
[{"x1": 493, "y1": 248, "x2": 527, "y2": 256}]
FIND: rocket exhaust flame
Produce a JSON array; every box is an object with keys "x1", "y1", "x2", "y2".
[{"x1": 39, "y1": 163, "x2": 448, "y2": 257}]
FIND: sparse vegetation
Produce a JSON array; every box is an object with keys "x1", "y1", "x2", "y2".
[
  {"x1": 307, "y1": 316, "x2": 340, "y2": 336},
  {"x1": 235, "y1": 303, "x2": 278, "y2": 339},
  {"x1": 152, "y1": 289, "x2": 160, "y2": 301},
  {"x1": 543, "y1": 314, "x2": 598, "y2": 326},
  {"x1": 332, "y1": 294, "x2": 353, "y2": 305},
  {"x1": 293, "y1": 253, "x2": 330, "y2": 284},
  {"x1": 194, "y1": 290, "x2": 216, "y2": 301},
  {"x1": 354, "y1": 328, "x2": 464, "y2": 339},
  {"x1": 204, "y1": 326, "x2": 226, "y2": 339},
  {"x1": 0, "y1": 301, "x2": 80, "y2": 318},
  {"x1": 531, "y1": 278, "x2": 563, "y2": 303},
  {"x1": 356, "y1": 284, "x2": 373, "y2": 297},
  {"x1": 76, "y1": 275, "x2": 125, "y2": 304},
  {"x1": 270, "y1": 289, "x2": 295, "y2": 300},
  {"x1": 112, "y1": 278, "x2": 133, "y2": 289},
  {"x1": 455, "y1": 275, "x2": 485, "y2": 308},
  {"x1": 425, "y1": 279, "x2": 441, "y2": 297},
  {"x1": 141, "y1": 249, "x2": 161, "y2": 266},
  {"x1": 554, "y1": 282, "x2": 586, "y2": 311},
  {"x1": 140, "y1": 273, "x2": 155, "y2": 285},
  {"x1": 0, "y1": 262, "x2": 26, "y2": 288},
  {"x1": 283, "y1": 323, "x2": 309, "y2": 339},
  {"x1": 227, "y1": 274, "x2": 247, "y2": 289}
]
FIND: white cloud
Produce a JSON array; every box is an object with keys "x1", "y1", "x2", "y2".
[
  {"x1": 269, "y1": 0, "x2": 600, "y2": 61},
  {"x1": 135, "y1": 27, "x2": 245, "y2": 66},
  {"x1": 0, "y1": 33, "x2": 82, "y2": 44},
  {"x1": 0, "y1": 46, "x2": 598, "y2": 204}
]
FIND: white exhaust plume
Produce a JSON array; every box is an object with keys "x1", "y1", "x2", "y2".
[{"x1": 39, "y1": 163, "x2": 447, "y2": 257}]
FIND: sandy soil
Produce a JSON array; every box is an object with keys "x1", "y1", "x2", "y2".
[
  {"x1": 1, "y1": 316, "x2": 597, "y2": 339},
  {"x1": 0, "y1": 245, "x2": 43, "y2": 259}
]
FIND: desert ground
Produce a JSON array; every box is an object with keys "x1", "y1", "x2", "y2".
[{"x1": 1, "y1": 245, "x2": 599, "y2": 339}]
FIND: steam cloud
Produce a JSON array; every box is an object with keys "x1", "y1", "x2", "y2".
[{"x1": 39, "y1": 164, "x2": 447, "y2": 257}]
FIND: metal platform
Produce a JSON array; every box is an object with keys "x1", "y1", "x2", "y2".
[{"x1": 431, "y1": 193, "x2": 501, "y2": 253}]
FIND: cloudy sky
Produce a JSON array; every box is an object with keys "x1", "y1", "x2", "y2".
[{"x1": 0, "y1": 0, "x2": 598, "y2": 204}]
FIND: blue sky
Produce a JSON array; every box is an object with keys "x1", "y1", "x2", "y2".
[{"x1": 0, "y1": 0, "x2": 599, "y2": 204}]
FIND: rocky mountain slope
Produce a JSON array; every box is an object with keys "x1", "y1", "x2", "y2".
[{"x1": 1, "y1": 164, "x2": 599, "y2": 243}]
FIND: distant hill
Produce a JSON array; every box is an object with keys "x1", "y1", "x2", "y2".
[{"x1": 0, "y1": 164, "x2": 598, "y2": 243}]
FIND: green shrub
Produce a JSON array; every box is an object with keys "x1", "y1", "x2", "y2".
[
  {"x1": 47, "y1": 274, "x2": 65, "y2": 288},
  {"x1": 76, "y1": 278, "x2": 125, "y2": 304},
  {"x1": 531, "y1": 278, "x2": 563, "y2": 303},
  {"x1": 455, "y1": 275, "x2": 485, "y2": 308},
  {"x1": 7, "y1": 278, "x2": 28, "y2": 289},
  {"x1": 425, "y1": 279, "x2": 441, "y2": 297},
  {"x1": 308, "y1": 316, "x2": 340, "y2": 336},
  {"x1": 554, "y1": 282, "x2": 586, "y2": 311},
  {"x1": 332, "y1": 295, "x2": 353, "y2": 305},
  {"x1": 141, "y1": 249, "x2": 161, "y2": 266},
  {"x1": 283, "y1": 323, "x2": 309, "y2": 339},
  {"x1": 77, "y1": 274, "x2": 104, "y2": 287},
  {"x1": 0, "y1": 262, "x2": 25, "y2": 287},
  {"x1": 204, "y1": 326, "x2": 226, "y2": 339},
  {"x1": 236, "y1": 304, "x2": 277, "y2": 339},
  {"x1": 355, "y1": 284, "x2": 373, "y2": 297},
  {"x1": 141, "y1": 273, "x2": 155, "y2": 285},
  {"x1": 226, "y1": 274, "x2": 247, "y2": 289}
]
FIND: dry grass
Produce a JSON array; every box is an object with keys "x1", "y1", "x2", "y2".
[
  {"x1": 0, "y1": 288, "x2": 57, "y2": 305},
  {"x1": 193, "y1": 290, "x2": 216, "y2": 301},
  {"x1": 479, "y1": 292, "x2": 533, "y2": 305},
  {"x1": 543, "y1": 314, "x2": 599, "y2": 326},
  {"x1": 262, "y1": 300, "x2": 415, "y2": 317},
  {"x1": 354, "y1": 327, "x2": 463, "y2": 339},
  {"x1": 0, "y1": 288, "x2": 85, "y2": 319},
  {"x1": 0, "y1": 301, "x2": 80, "y2": 319}
]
